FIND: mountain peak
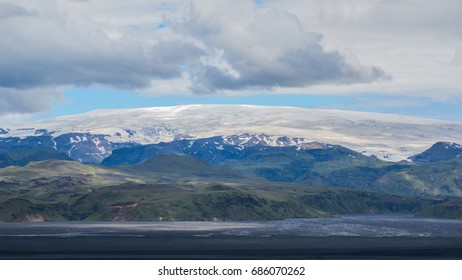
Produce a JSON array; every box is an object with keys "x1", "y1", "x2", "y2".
[
  {"x1": 442, "y1": 142, "x2": 462, "y2": 150},
  {"x1": 409, "y1": 141, "x2": 462, "y2": 163}
]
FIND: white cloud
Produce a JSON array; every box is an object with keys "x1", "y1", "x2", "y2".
[
  {"x1": 0, "y1": 1, "x2": 194, "y2": 89},
  {"x1": 264, "y1": 0, "x2": 462, "y2": 99},
  {"x1": 169, "y1": 0, "x2": 384, "y2": 93},
  {"x1": 0, "y1": 87, "x2": 61, "y2": 115},
  {"x1": 0, "y1": 0, "x2": 460, "y2": 117},
  {"x1": 0, "y1": 1, "x2": 37, "y2": 18},
  {"x1": 453, "y1": 47, "x2": 462, "y2": 67},
  {"x1": 265, "y1": 0, "x2": 462, "y2": 35},
  {"x1": 0, "y1": 0, "x2": 197, "y2": 114},
  {"x1": 0, "y1": 0, "x2": 387, "y2": 115}
]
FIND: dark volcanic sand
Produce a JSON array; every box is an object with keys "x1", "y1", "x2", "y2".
[
  {"x1": 1, "y1": 235, "x2": 462, "y2": 259},
  {"x1": 1, "y1": 215, "x2": 461, "y2": 259}
]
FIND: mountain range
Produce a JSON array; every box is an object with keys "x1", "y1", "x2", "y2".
[
  {"x1": 2, "y1": 105, "x2": 462, "y2": 163},
  {"x1": 101, "y1": 137, "x2": 462, "y2": 197},
  {"x1": 0, "y1": 105, "x2": 461, "y2": 222}
]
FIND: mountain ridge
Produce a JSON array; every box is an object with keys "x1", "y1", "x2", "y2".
[
  {"x1": 1, "y1": 105, "x2": 462, "y2": 163},
  {"x1": 409, "y1": 142, "x2": 462, "y2": 163},
  {"x1": 102, "y1": 138, "x2": 462, "y2": 197}
]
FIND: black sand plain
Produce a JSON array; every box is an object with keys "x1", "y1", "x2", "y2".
[{"x1": 2, "y1": 216, "x2": 461, "y2": 259}]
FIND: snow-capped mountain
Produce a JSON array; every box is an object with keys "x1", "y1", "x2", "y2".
[
  {"x1": 1, "y1": 104, "x2": 461, "y2": 163},
  {"x1": 101, "y1": 134, "x2": 336, "y2": 166},
  {"x1": 409, "y1": 142, "x2": 462, "y2": 163}
]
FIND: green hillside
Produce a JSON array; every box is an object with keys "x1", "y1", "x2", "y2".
[
  {"x1": 0, "y1": 148, "x2": 71, "y2": 168},
  {"x1": 1, "y1": 154, "x2": 462, "y2": 222},
  {"x1": 101, "y1": 140, "x2": 462, "y2": 198},
  {"x1": 218, "y1": 149, "x2": 462, "y2": 197},
  {"x1": 1, "y1": 157, "x2": 460, "y2": 221},
  {"x1": 314, "y1": 157, "x2": 462, "y2": 197},
  {"x1": 130, "y1": 154, "x2": 242, "y2": 178}
]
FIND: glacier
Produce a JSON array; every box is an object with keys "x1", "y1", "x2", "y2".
[{"x1": 1, "y1": 104, "x2": 461, "y2": 163}]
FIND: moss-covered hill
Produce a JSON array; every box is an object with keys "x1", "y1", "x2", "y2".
[
  {"x1": 102, "y1": 140, "x2": 462, "y2": 198},
  {"x1": 1, "y1": 158, "x2": 460, "y2": 222}
]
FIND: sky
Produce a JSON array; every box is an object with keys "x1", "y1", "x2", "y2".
[{"x1": 0, "y1": 0, "x2": 461, "y2": 125}]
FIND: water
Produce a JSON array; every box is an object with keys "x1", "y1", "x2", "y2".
[{"x1": 0, "y1": 215, "x2": 461, "y2": 238}]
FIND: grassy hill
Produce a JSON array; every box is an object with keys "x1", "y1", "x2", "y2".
[
  {"x1": 1, "y1": 157, "x2": 461, "y2": 221},
  {"x1": 0, "y1": 160, "x2": 145, "y2": 204},
  {"x1": 130, "y1": 154, "x2": 242, "y2": 178},
  {"x1": 207, "y1": 147, "x2": 462, "y2": 197},
  {"x1": 313, "y1": 157, "x2": 462, "y2": 197}
]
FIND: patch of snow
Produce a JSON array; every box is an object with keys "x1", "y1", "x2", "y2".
[
  {"x1": 68, "y1": 145, "x2": 77, "y2": 155},
  {"x1": 92, "y1": 137, "x2": 106, "y2": 154}
]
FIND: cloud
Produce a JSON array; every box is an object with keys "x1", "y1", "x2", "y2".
[
  {"x1": 0, "y1": 0, "x2": 200, "y2": 114},
  {"x1": 0, "y1": 0, "x2": 387, "y2": 115},
  {"x1": 0, "y1": 87, "x2": 61, "y2": 115},
  {"x1": 0, "y1": 2, "x2": 37, "y2": 19},
  {"x1": 171, "y1": 0, "x2": 385, "y2": 93},
  {"x1": 0, "y1": 2, "x2": 196, "y2": 90},
  {"x1": 260, "y1": 0, "x2": 462, "y2": 101},
  {"x1": 266, "y1": 0, "x2": 462, "y2": 34},
  {"x1": 452, "y1": 47, "x2": 462, "y2": 67}
]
